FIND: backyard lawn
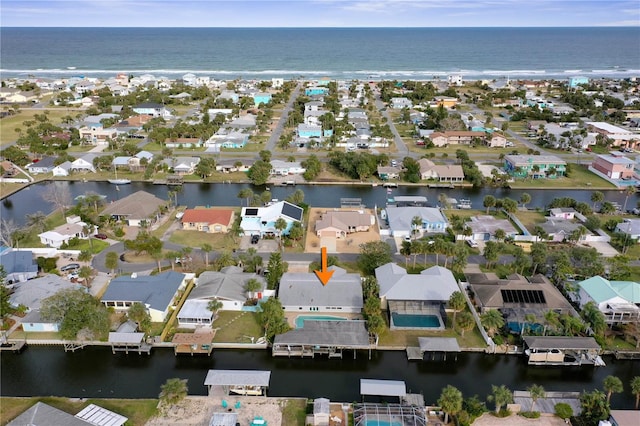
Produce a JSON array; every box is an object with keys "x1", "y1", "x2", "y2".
[
  {"x1": 212, "y1": 311, "x2": 263, "y2": 343},
  {"x1": 508, "y1": 164, "x2": 615, "y2": 189}
]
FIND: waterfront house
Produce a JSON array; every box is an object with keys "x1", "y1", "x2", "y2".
[
  {"x1": 101, "y1": 271, "x2": 188, "y2": 322},
  {"x1": 463, "y1": 215, "x2": 518, "y2": 241},
  {"x1": 100, "y1": 190, "x2": 166, "y2": 227},
  {"x1": 215, "y1": 159, "x2": 251, "y2": 173},
  {"x1": 577, "y1": 276, "x2": 640, "y2": 324},
  {"x1": 132, "y1": 102, "x2": 172, "y2": 119},
  {"x1": 181, "y1": 208, "x2": 235, "y2": 233},
  {"x1": 504, "y1": 155, "x2": 566, "y2": 178},
  {"x1": 26, "y1": 156, "x2": 56, "y2": 174},
  {"x1": 376, "y1": 166, "x2": 401, "y2": 180},
  {"x1": 466, "y1": 272, "x2": 575, "y2": 332},
  {"x1": 539, "y1": 218, "x2": 586, "y2": 242},
  {"x1": 375, "y1": 263, "x2": 458, "y2": 330},
  {"x1": 240, "y1": 201, "x2": 303, "y2": 237},
  {"x1": 0, "y1": 249, "x2": 38, "y2": 284},
  {"x1": 70, "y1": 154, "x2": 97, "y2": 173},
  {"x1": 278, "y1": 266, "x2": 363, "y2": 314},
  {"x1": 428, "y1": 131, "x2": 485, "y2": 147},
  {"x1": 384, "y1": 206, "x2": 448, "y2": 238},
  {"x1": 568, "y1": 76, "x2": 589, "y2": 88},
  {"x1": 315, "y1": 210, "x2": 375, "y2": 238},
  {"x1": 162, "y1": 156, "x2": 201, "y2": 175},
  {"x1": 51, "y1": 161, "x2": 72, "y2": 177},
  {"x1": 615, "y1": 219, "x2": 640, "y2": 240},
  {"x1": 7, "y1": 401, "x2": 128, "y2": 426},
  {"x1": 431, "y1": 165, "x2": 465, "y2": 182},
  {"x1": 38, "y1": 216, "x2": 90, "y2": 248},
  {"x1": 418, "y1": 159, "x2": 438, "y2": 180},
  {"x1": 178, "y1": 267, "x2": 266, "y2": 327},
  {"x1": 270, "y1": 160, "x2": 305, "y2": 176},
  {"x1": 590, "y1": 153, "x2": 636, "y2": 180},
  {"x1": 549, "y1": 208, "x2": 577, "y2": 220}
]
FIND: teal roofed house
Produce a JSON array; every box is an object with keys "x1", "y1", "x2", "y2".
[
  {"x1": 252, "y1": 92, "x2": 272, "y2": 107},
  {"x1": 578, "y1": 276, "x2": 640, "y2": 324},
  {"x1": 305, "y1": 87, "x2": 329, "y2": 96},
  {"x1": 504, "y1": 155, "x2": 566, "y2": 179}
]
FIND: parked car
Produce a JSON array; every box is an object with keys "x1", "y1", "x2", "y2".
[
  {"x1": 466, "y1": 239, "x2": 479, "y2": 248},
  {"x1": 93, "y1": 233, "x2": 108, "y2": 240},
  {"x1": 60, "y1": 263, "x2": 80, "y2": 272},
  {"x1": 251, "y1": 234, "x2": 260, "y2": 244}
]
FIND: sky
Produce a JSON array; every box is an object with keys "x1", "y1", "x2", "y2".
[{"x1": 1, "y1": 0, "x2": 639, "y2": 28}]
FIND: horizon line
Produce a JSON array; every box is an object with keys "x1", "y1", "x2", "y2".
[{"x1": 2, "y1": 25, "x2": 639, "y2": 29}]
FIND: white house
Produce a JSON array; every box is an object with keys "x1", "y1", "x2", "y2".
[
  {"x1": 240, "y1": 201, "x2": 303, "y2": 237},
  {"x1": 71, "y1": 154, "x2": 97, "y2": 173},
  {"x1": 132, "y1": 103, "x2": 172, "y2": 119},
  {"x1": 578, "y1": 276, "x2": 640, "y2": 323},
  {"x1": 270, "y1": 160, "x2": 306, "y2": 176},
  {"x1": 51, "y1": 161, "x2": 72, "y2": 177},
  {"x1": 38, "y1": 216, "x2": 90, "y2": 248}
]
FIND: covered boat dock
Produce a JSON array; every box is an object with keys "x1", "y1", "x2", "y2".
[
  {"x1": 108, "y1": 332, "x2": 151, "y2": 355},
  {"x1": 360, "y1": 379, "x2": 406, "y2": 403},
  {"x1": 522, "y1": 336, "x2": 604, "y2": 366},
  {"x1": 407, "y1": 337, "x2": 461, "y2": 361},
  {"x1": 204, "y1": 370, "x2": 271, "y2": 397},
  {"x1": 272, "y1": 320, "x2": 373, "y2": 359}
]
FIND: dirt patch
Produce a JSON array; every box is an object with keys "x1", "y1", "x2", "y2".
[
  {"x1": 304, "y1": 208, "x2": 381, "y2": 254},
  {"x1": 471, "y1": 412, "x2": 568, "y2": 426}
]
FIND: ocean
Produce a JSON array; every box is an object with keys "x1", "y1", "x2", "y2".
[{"x1": 1, "y1": 27, "x2": 639, "y2": 80}]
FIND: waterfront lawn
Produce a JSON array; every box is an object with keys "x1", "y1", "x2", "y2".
[
  {"x1": 169, "y1": 230, "x2": 240, "y2": 252},
  {"x1": 508, "y1": 164, "x2": 615, "y2": 189},
  {"x1": 0, "y1": 397, "x2": 158, "y2": 426},
  {"x1": 512, "y1": 210, "x2": 547, "y2": 231},
  {"x1": 212, "y1": 311, "x2": 262, "y2": 343},
  {"x1": 281, "y1": 399, "x2": 307, "y2": 426}
]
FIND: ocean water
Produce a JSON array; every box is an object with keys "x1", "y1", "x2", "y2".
[{"x1": 1, "y1": 27, "x2": 639, "y2": 80}]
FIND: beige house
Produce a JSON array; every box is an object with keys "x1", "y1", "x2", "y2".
[
  {"x1": 181, "y1": 208, "x2": 235, "y2": 233},
  {"x1": 429, "y1": 131, "x2": 485, "y2": 147},
  {"x1": 486, "y1": 133, "x2": 508, "y2": 148},
  {"x1": 315, "y1": 210, "x2": 375, "y2": 238},
  {"x1": 418, "y1": 159, "x2": 464, "y2": 182},
  {"x1": 418, "y1": 159, "x2": 438, "y2": 180}
]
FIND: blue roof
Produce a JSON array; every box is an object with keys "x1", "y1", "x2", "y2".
[
  {"x1": 0, "y1": 250, "x2": 38, "y2": 276},
  {"x1": 102, "y1": 271, "x2": 185, "y2": 311},
  {"x1": 578, "y1": 276, "x2": 640, "y2": 304}
]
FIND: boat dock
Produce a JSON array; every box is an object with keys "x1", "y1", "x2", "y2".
[
  {"x1": 406, "y1": 337, "x2": 461, "y2": 361},
  {"x1": 172, "y1": 329, "x2": 215, "y2": 356},
  {"x1": 108, "y1": 332, "x2": 152, "y2": 355},
  {"x1": 522, "y1": 336, "x2": 605, "y2": 367},
  {"x1": 0, "y1": 340, "x2": 26, "y2": 353}
]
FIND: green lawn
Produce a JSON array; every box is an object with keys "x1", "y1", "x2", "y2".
[
  {"x1": 281, "y1": 399, "x2": 308, "y2": 426},
  {"x1": 508, "y1": 164, "x2": 616, "y2": 189},
  {"x1": 0, "y1": 397, "x2": 158, "y2": 426},
  {"x1": 169, "y1": 230, "x2": 240, "y2": 251},
  {"x1": 513, "y1": 210, "x2": 547, "y2": 231},
  {"x1": 212, "y1": 311, "x2": 263, "y2": 343},
  {"x1": 0, "y1": 108, "x2": 79, "y2": 146}
]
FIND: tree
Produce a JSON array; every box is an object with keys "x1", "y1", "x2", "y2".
[
  {"x1": 483, "y1": 195, "x2": 496, "y2": 214},
  {"x1": 438, "y1": 385, "x2": 463, "y2": 425},
  {"x1": 127, "y1": 302, "x2": 151, "y2": 333},
  {"x1": 457, "y1": 312, "x2": 475, "y2": 336},
  {"x1": 258, "y1": 297, "x2": 290, "y2": 341},
  {"x1": 266, "y1": 251, "x2": 287, "y2": 290},
  {"x1": 288, "y1": 222, "x2": 304, "y2": 246},
  {"x1": 581, "y1": 301, "x2": 607, "y2": 337},
  {"x1": 245, "y1": 278, "x2": 263, "y2": 299},
  {"x1": 105, "y1": 251, "x2": 118, "y2": 274},
  {"x1": 258, "y1": 149, "x2": 272, "y2": 162},
  {"x1": 399, "y1": 240, "x2": 411, "y2": 268},
  {"x1": 124, "y1": 231, "x2": 163, "y2": 256},
  {"x1": 285, "y1": 189, "x2": 305, "y2": 206},
  {"x1": 631, "y1": 376, "x2": 640, "y2": 409},
  {"x1": 42, "y1": 182, "x2": 72, "y2": 215},
  {"x1": 25, "y1": 211, "x2": 47, "y2": 233},
  {"x1": 603, "y1": 375, "x2": 623, "y2": 403},
  {"x1": 357, "y1": 241, "x2": 392, "y2": 276},
  {"x1": 488, "y1": 385, "x2": 513, "y2": 414},
  {"x1": 591, "y1": 191, "x2": 604, "y2": 209},
  {"x1": 77, "y1": 250, "x2": 92, "y2": 263},
  {"x1": 623, "y1": 186, "x2": 636, "y2": 212},
  {"x1": 579, "y1": 390, "x2": 609, "y2": 424},
  {"x1": 554, "y1": 403, "x2": 573, "y2": 420},
  {"x1": 483, "y1": 241, "x2": 499, "y2": 269},
  {"x1": 0, "y1": 284, "x2": 12, "y2": 324},
  {"x1": 207, "y1": 298, "x2": 223, "y2": 316},
  {"x1": 78, "y1": 266, "x2": 94, "y2": 288},
  {"x1": 480, "y1": 310, "x2": 504, "y2": 337},
  {"x1": 274, "y1": 217, "x2": 288, "y2": 247},
  {"x1": 519, "y1": 193, "x2": 531, "y2": 209},
  {"x1": 448, "y1": 291, "x2": 466, "y2": 329},
  {"x1": 411, "y1": 215, "x2": 422, "y2": 239},
  {"x1": 159, "y1": 378, "x2": 188, "y2": 406},
  {"x1": 40, "y1": 288, "x2": 109, "y2": 340},
  {"x1": 247, "y1": 159, "x2": 271, "y2": 185},
  {"x1": 237, "y1": 188, "x2": 254, "y2": 207},
  {"x1": 0, "y1": 218, "x2": 20, "y2": 248},
  {"x1": 201, "y1": 243, "x2": 213, "y2": 267},
  {"x1": 493, "y1": 228, "x2": 506, "y2": 242},
  {"x1": 530, "y1": 242, "x2": 547, "y2": 275},
  {"x1": 527, "y1": 384, "x2": 545, "y2": 412}
]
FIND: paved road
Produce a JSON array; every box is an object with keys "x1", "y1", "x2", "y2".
[
  {"x1": 375, "y1": 97, "x2": 408, "y2": 157},
  {"x1": 265, "y1": 81, "x2": 302, "y2": 153}
]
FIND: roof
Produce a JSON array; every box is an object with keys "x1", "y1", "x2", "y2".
[
  {"x1": 241, "y1": 201, "x2": 303, "y2": 224},
  {"x1": 108, "y1": 332, "x2": 145, "y2": 344},
  {"x1": 385, "y1": 206, "x2": 447, "y2": 233},
  {"x1": 314, "y1": 398, "x2": 330, "y2": 415},
  {"x1": 204, "y1": 370, "x2": 271, "y2": 387},
  {"x1": 431, "y1": 165, "x2": 465, "y2": 178},
  {"x1": 316, "y1": 210, "x2": 374, "y2": 233},
  {"x1": 360, "y1": 379, "x2": 407, "y2": 397},
  {"x1": 101, "y1": 191, "x2": 166, "y2": 220},
  {"x1": 505, "y1": 155, "x2": 566, "y2": 166},
  {"x1": 9, "y1": 275, "x2": 83, "y2": 310},
  {"x1": 27, "y1": 156, "x2": 56, "y2": 169},
  {"x1": 597, "y1": 154, "x2": 635, "y2": 165},
  {"x1": 617, "y1": 219, "x2": 640, "y2": 236},
  {"x1": 539, "y1": 218, "x2": 582, "y2": 235},
  {"x1": 586, "y1": 121, "x2": 632, "y2": 134},
  {"x1": 273, "y1": 320, "x2": 370, "y2": 347},
  {"x1": 177, "y1": 300, "x2": 212, "y2": 320},
  {"x1": 579, "y1": 276, "x2": 640, "y2": 304},
  {"x1": 418, "y1": 337, "x2": 461, "y2": 352},
  {"x1": 7, "y1": 402, "x2": 91, "y2": 426},
  {"x1": 609, "y1": 410, "x2": 640, "y2": 426},
  {"x1": 467, "y1": 216, "x2": 518, "y2": 235},
  {"x1": 181, "y1": 208, "x2": 234, "y2": 226},
  {"x1": 522, "y1": 336, "x2": 601, "y2": 350},
  {"x1": 188, "y1": 267, "x2": 265, "y2": 303},
  {"x1": 278, "y1": 267, "x2": 363, "y2": 308},
  {"x1": 101, "y1": 272, "x2": 185, "y2": 311},
  {"x1": 375, "y1": 263, "x2": 458, "y2": 302},
  {"x1": 133, "y1": 102, "x2": 165, "y2": 109},
  {"x1": 0, "y1": 249, "x2": 38, "y2": 276},
  {"x1": 75, "y1": 404, "x2": 128, "y2": 426}
]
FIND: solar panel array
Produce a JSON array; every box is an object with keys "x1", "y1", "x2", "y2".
[
  {"x1": 282, "y1": 202, "x2": 303, "y2": 221},
  {"x1": 245, "y1": 208, "x2": 259, "y2": 216},
  {"x1": 501, "y1": 289, "x2": 547, "y2": 304}
]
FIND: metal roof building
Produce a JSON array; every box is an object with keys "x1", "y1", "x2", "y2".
[
  {"x1": 204, "y1": 370, "x2": 271, "y2": 396},
  {"x1": 273, "y1": 320, "x2": 371, "y2": 358}
]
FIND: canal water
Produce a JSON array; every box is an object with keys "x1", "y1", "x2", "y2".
[
  {"x1": 2, "y1": 181, "x2": 637, "y2": 226},
  {"x1": 1, "y1": 347, "x2": 639, "y2": 408}
]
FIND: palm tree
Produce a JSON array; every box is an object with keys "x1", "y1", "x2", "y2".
[
  {"x1": 527, "y1": 384, "x2": 545, "y2": 412},
  {"x1": 603, "y1": 375, "x2": 623, "y2": 403},
  {"x1": 159, "y1": 378, "x2": 188, "y2": 406},
  {"x1": 411, "y1": 216, "x2": 422, "y2": 239},
  {"x1": 201, "y1": 243, "x2": 213, "y2": 267},
  {"x1": 78, "y1": 265, "x2": 94, "y2": 288},
  {"x1": 483, "y1": 195, "x2": 496, "y2": 214},
  {"x1": 237, "y1": 188, "x2": 254, "y2": 206},
  {"x1": 631, "y1": 376, "x2": 640, "y2": 409},
  {"x1": 481, "y1": 310, "x2": 504, "y2": 337},
  {"x1": 437, "y1": 385, "x2": 463, "y2": 425},
  {"x1": 105, "y1": 251, "x2": 118, "y2": 275},
  {"x1": 488, "y1": 384, "x2": 513, "y2": 414},
  {"x1": 448, "y1": 291, "x2": 466, "y2": 329},
  {"x1": 207, "y1": 298, "x2": 223, "y2": 316},
  {"x1": 456, "y1": 312, "x2": 475, "y2": 336},
  {"x1": 519, "y1": 192, "x2": 531, "y2": 209},
  {"x1": 245, "y1": 278, "x2": 262, "y2": 300},
  {"x1": 623, "y1": 186, "x2": 636, "y2": 212},
  {"x1": 591, "y1": 191, "x2": 604, "y2": 210},
  {"x1": 274, "y1": 217, "x2": 287, "y2": 248},
  {"x1": 77, "y1": 250, "x2": 92, "y2": 262}
]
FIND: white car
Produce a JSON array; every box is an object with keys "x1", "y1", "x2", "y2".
[{"x1": 466, "y1": 239, "x2": 479, "y2": 248}]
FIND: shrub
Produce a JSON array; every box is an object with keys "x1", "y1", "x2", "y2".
[
  {"x1": 555, "y1": 403, "x2": 573, "y2": 420},
  {"x1": 493, "y1": 334, "x2": 504, "y2": 345},
  {"x1": 520, "y1": 411, "x2": 540, "y2": 419},
  {"x1": 37, "y1": 256, "x2": 59, "y2": 273},
  {"x1": 495, "y1": 408, "x2": 511, "y2": 418},
  {"x1": 113, "y1": 227, "x2": 125, "y2": 237}
]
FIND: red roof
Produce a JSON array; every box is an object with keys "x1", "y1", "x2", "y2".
[{"x1": 181, "y1": 209, "x2": 234, "y2": 226}]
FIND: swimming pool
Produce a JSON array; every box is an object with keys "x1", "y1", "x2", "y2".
[
  {"x1": 365, "y1": 421, "x2": 402, "y2": 426},
  {"x1": 390, "y1": 313, "x2": 442, "y2": 329},
  {"x1": 295, "y1": 315, "x2": 346, "y2": 328}
]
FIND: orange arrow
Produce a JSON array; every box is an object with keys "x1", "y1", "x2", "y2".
[{"x1": 314, "y1": 246, "x2": 334, "y2": 286}]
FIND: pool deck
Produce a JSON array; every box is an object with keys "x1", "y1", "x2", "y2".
[{"x1": 285, "y1": 312, "x2": 362, "y2": 328}]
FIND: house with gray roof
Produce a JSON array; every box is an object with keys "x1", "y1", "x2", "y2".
[
  {"x1": 0, "y1": 249, "x2": 38, "y2": 284},
  {"x1": 177, "y1": 266, "x2": 266, "y2": 328},
  {"x1": 278, "y1": 266, "x2": 363, "y2": 315},
  {"x1": 615, "y1": 219, "x2": 640, "y2": 240},
  {"x1": 100, "y1": 190, "x2": 166, "y2": 227},
  {"x1": 464, "y1": 215, "x2": 518, "y2": 241},
  {"x1": 52, "y1": 161, "x2": 72, "y2": 177},
  {"x1": 7, "y1": 402, "x2": 92, "y2": 426},
  {"x1": 384, "y1": 206, "x2": 448, "y2": 238},
  {"x1": 539, "y1": 218, "x2": 585, "y2": 242},
  {"x1": 26, "y1": 156, "x2": 56, "y2": 174},
  {"x1": 161, "y1": 156, "x2": 200, "y2": 175},
  {"x1": 101, "y1": 271, "x2": 187, "y2": 322}
]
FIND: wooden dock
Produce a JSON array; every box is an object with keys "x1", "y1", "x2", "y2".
[
  {"x1": 173, "y1": 329, "x2": 215, "y2": 356},
  {"x1": 406, "y1": 347, "x2": 423, "y2": 360},
  {"x1": 0, "y1": 341, "x2": 27, "y2": 353}
]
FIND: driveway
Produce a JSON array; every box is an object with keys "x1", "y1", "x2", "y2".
[
  {"x1": 238, "y1": 235, "x2": 279, "y2": 253},
  {"x1": 582, "y1": 241, "x2": 620, "y2": 258}
]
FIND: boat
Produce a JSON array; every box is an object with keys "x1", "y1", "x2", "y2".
[
  {"x1": 108, "y1": 168, "x2": 131, "y2": 185},
  {"x1": 229, "y1": 385, "x2": 263, "y2": 396}
]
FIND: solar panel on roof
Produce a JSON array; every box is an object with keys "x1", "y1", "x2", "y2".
[
  {"x1": 245, "y1": 208, "x2": 259, "y2": 216},
  {"x1": 501, "y1": 289, "x2": 546, "y2": 304},
  {"x1": 281, "y1": 202, "x2": 303, "y2": 221}
]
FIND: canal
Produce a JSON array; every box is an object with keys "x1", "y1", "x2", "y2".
[
  {"x1": 1, "y1": 347, "x2": 639, "y2": 408},
  {"x1": 2, "y1": 181, "x2": 638, "y2": 226}
]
